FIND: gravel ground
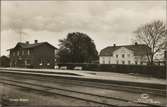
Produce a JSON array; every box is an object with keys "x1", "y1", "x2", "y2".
[
  {"x1": 0, "y1": 83, "x2": 107, "y2": 107},
  {"x1": 1, "y1": 67, "x2": 166, "y2": 85},
  {"x1": 0, "y1": 74, "x2": 166, "y2": 107}
]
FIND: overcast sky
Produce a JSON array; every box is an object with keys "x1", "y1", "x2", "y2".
[{"x1": 1, "y1": 1, "x2": 166, "y2": 56}]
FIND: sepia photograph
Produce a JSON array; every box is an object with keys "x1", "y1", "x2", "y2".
[{"x1": 0, "y1": 0, "x2": 166, "y2": 107}]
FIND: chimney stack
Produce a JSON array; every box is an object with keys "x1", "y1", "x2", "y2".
[
  {"x1": 113, "y1": 44, "x2": 116, "y2": 47},
  {"x1": 26, "y1": 41, "x2": 29, "y2": 44},
  {"x1": 35, "y1": 40, "x2": 38, "y2": 44}
]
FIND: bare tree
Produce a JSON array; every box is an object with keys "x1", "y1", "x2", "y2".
[{"x1": 134, "y1": 20, "x2": 167, "y2": 65}]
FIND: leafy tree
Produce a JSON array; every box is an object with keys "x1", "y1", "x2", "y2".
[
  {"x1": 57, "y1": 32, "x2": 98, "y2": 63},
  {"x1": 0, "y1": 56, "x2": 10, "y2": 67},
  {"x1": 134, "y1": 20, "x2": 167, "y2": 65}
]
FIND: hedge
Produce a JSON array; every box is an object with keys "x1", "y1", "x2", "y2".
[{"x1": 57, "y1": 63, "x2": 166, "y2": 79}]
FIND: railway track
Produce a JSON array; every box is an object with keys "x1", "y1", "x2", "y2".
[
  {"x1": 0, "y1": 69, "x2": 165, "y2": 96},
  {"x1": 0, "y1": 78, "x2": 161, "y2": 107},
  {"x1": 0, "y1": 69, "x2": 166, "y2": 106}
]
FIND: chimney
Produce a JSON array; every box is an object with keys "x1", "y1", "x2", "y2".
[
  {"x1": 113, "y1": 44, "x2": 116, "y2": 47},
  {"x1": 34, "y1": 40, "x2": 38, "y2": 44},
  {"x1": 26, "y1": 41, "x2": 29, "y2": 44},
  {"x1": 135, "y1": 42, "x2": 138, "y2": 45}
]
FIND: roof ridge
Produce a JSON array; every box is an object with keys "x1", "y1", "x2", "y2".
[
  {"x1": 106, "y1": 44, "x2": 147, "y2": 48},
  {"x1": 100, "y1": 44, "x2": 151, "y2": 56}
]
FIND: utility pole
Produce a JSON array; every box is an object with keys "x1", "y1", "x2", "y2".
[
  {"x1": 0, "y1": 29, "x2": 1, "y2": 66},
  {"x1": 20, "y1": 31, "x2": 22, "y2": 42},
  {"x1": 19, "y1": 30, "x2": 25, "y2": 42},
  {"x1": 19, "y1": 30, "x2": 22, "y2": 42},
  {"x1": 0, "y1": 0, "x2": 1, "y2": 66}
]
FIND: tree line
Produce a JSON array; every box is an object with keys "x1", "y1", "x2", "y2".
[
  {"x1": 56, "y1": 20, "x2": 166, "y2": 65},
  {"x1": 0, "y1": 20, "x2": 166, "y2": 66}
]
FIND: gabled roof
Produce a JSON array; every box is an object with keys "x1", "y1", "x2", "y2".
[
  {"x1": 8, "y1": 42, "x2": 57, "y2": 51},
  {"x1": 100, "y1": 44, "x2": 152, "y2": 56}
]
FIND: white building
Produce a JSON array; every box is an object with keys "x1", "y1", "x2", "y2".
[
  {"x1": 99, "y1": 43, "x2": 151, "y2": 65},
  {"x1": 154, "y1": 50, "x2": 166, "y2": 66}
]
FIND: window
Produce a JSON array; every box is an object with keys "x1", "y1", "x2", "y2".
[
  {"x1": 116, "y1": 55, "x2": 118, "y2": 58},
  {"x1": 135, "y1": 61, "x2": 138, "y2": 65},
  {"x1": 110, "y1": 54, "x2": 113, "y2": 57},
  {"x1": 25, "y1": 59, "x2": 31, "y2": 65},
  {"x1": 122, "y1": 61, "x2": 125, "y2": 64},
  {"x1": 102, "y1": 57, "x2": 105, "y2": 64},
  {"x1": 128, "y1": 60, "x2": 131, "y2": 64},
  {"x1": 122, "y1": 54, "x2": 125, "y2": 58},
  {"x1": 22, "y1": 50, "x2": 24, "y2": 55},
  {"x1": 127, "y1": 54, "x2": 130, "y2": 57},
  {"x1": 13, "y1": 52, "x2": 15, "y2": 56},
  {"x1": 116, "y1": 60, "x2": 119, "y2": 64},
  {"x1": 140, "y1": 61, "x2": 143, "y2": 65},
  {"x1": 28, "y1": 49, "x2": 30, "y2": 55},
  {"x1": 108, "y1": 60, "x2": 110, "y2": 64},
  {"x1": 17, "y1": 51, "x2": 19, "y2": 56}
]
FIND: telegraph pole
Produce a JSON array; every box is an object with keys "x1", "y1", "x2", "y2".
[
  {"x1": 19, "y1": 30, "x2": 24, "y2": 42},
  {"x1": 0, "y1": 28, "x2": 1, "y2": 67},
  {"x1": 0, "y1": 34, "x2": 1, "y2": 66},
  {"x1": 0, "y1": 0, "x2": 1, "y2": 66},
  {"x1": 20, "y1": 31, "x2": 22, "y2": 42}
]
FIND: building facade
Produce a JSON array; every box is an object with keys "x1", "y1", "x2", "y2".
[
  {"x1": 154, "y1": 50, "x2": 166, "y2": 66},
  {"x1": 99, "y1": 43, "x2": 151, "y2": 65},
  {"x1": 9, "y1": 40, "x2": 57, "y2": 68}
]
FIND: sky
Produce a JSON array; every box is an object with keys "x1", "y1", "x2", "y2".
[{"x1": 0, "y1": 1, "x2": 166, "y2": 56}]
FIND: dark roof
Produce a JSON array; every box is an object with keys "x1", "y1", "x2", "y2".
[
  {"x1": 100, "y1": 44, "x2": 152, "y2": 56},
  {"x1": 8, "y1": 42, "x2": 57, "y2": 51}
]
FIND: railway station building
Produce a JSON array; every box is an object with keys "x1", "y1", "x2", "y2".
[{"x1": 8, "y1": 40, "x2": 57, "y2": 69}]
